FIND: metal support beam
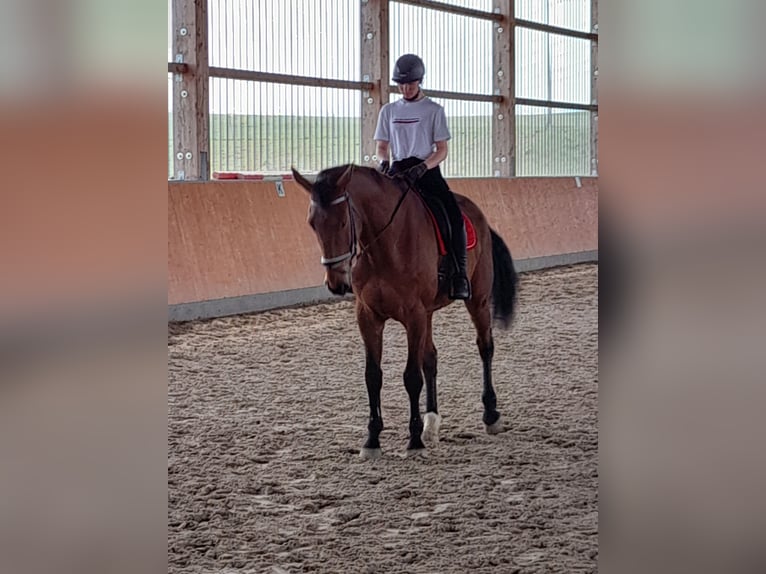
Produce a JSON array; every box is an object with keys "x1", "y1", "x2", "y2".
[
  {"x1": 172, "y1": 0, "x2": 209, "y2": 180},
  {"x1": 402, "y1": 88, "x2": 501, "y2": 103},
  {"x1": 515, "y1": 18, "x2": 598, "y2": 42},
  {"x1": 492, "y1": 1, "x2": 515, "y2": 177},
  {"x1": 209, "y1": 68, "x2": 374, "y2": 91},
  {"x1": 395, "y1": 0, "x2": 502, "y2": 21},
  {"x1": 361, "y1": 0, "x2": 390, "y2": 166},
  {"x1": 516, "y1": 98, "x2": 597, "y2": 112}
]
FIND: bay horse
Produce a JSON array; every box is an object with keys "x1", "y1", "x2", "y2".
[{"x1": 292, "y1": 164, "x2": 518, "y2": 460}]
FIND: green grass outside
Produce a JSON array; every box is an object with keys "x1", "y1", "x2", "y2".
[{"x1": 169, "y1": 111, "x2": 592, "y2": 178}]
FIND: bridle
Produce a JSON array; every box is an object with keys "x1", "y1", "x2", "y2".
[
  {"x1": 311, "y1": 192, "x2": 357, "y2": 268},
  {"x1": 312, "y1": 167, "x2": 412, "y2": 269}
]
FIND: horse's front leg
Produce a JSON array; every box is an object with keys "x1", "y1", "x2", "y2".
[
  {"x1": 357, "y1": 304, "x2": 385, "y2": 460},
  {"x1": 404, "y1": 314, "x2": 427, "y2": 454}
]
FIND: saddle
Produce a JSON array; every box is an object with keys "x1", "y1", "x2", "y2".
[{"x1": 412, "y1": 191, "x2": 477, "y2": 290}]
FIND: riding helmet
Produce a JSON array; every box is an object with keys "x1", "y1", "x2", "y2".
[{"x1": 392, "y1": 54, "x2": 425, "y2": 84}]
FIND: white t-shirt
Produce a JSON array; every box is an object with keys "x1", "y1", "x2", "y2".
[{"x1": 374, "y1": 96, "x2": 452, "y2": 161}]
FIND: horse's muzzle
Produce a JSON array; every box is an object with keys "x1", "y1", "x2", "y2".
[
  {"x1": 326, "y1": 281, "x2": 353, "y2": 296},
  {"x1": 325, "y1": 266, "x2": 353, "y2": 296}
]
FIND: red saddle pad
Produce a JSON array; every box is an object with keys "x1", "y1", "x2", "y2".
[{"x1": 425, "y1": 210, "x2": 477, "y2": 257}]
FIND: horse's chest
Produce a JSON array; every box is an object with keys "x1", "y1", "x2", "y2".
[{"x1": 356, "y1": 281, "x2": 414, "y2": 318}]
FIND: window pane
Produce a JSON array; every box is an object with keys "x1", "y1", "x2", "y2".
[
  {"x1": 516, "y1": 105, "x2": 591, "y2": 176},
  {"x1": 516, "y1": 0, "x2": 592, "y2": 33},
  {"x1": 516, "y1": 27, "x2": 591, "y2": 105}
]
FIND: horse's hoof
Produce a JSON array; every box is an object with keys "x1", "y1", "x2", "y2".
[
  {"x1": 360, "y1": 447, "x2": 383, "y2": 461},
  {"x1": 422, "y1": 412, "x2": 442, "y2": 444},
  {"x1": 485, "y1": 416, "x2": 507, "y2": 435},
  {"x1": 406, "y1": 448, "x2": 428, "y2": 458}
]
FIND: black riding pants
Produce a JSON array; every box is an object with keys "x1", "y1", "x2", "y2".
[{"x1": 390, "y1": 157, "x2": 465, "y2": 257}]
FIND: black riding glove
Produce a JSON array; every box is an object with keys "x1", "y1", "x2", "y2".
[
  {"x1": 377, "y1": 160, "x2": 390, "y2": 175},
  {"x1": 396, "y1": 161, "x2": 428, "y2": 186}
]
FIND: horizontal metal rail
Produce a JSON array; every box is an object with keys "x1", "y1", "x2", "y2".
[
  {"x1": 208, "y1": 67, "x2": 375, "y2": 91},
  {"x1": 395, "y1": 86, "x2": 503, "y2": 103},
  {"x1": 393, "y1": 0, "x2": 503, "y2": 22},
  {"x1": 515, "y1": 18, "x2": 598, "y2": 42},
  {"x1": 516, "y1": 98, "x2": 598, "y2": 112},
  {"x1": 169, "y1": 63, "x2": 599, "y2": 112},
  {"x1": 393, "y1": 2, "x2": 597, "y2": 43}
]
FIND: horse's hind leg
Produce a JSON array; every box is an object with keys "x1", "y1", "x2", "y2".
[
  {"x1": 403, "y1": 314, "x2": 428, "y2": 454},
  {"x1": 357, "y1": 305, "x2": 385, "y2": 460},
  {"x1": 466, "y1": 295, "x2": 505, "y2": 434},
  {"x1": 422, "y1": 313, "x2": 442, "y2": 444}
]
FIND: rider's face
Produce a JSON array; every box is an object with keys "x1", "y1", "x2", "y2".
[{"x1": 398, "y1": 81, "x2": 420, "y2": 100}]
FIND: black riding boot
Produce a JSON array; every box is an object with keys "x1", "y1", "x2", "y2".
[
  {"x1": 449, "y1": 221, "x2": 471, "y2": 300},
  {"x1": 395, "y1": 158, "x2": 471, "y2": 299}
]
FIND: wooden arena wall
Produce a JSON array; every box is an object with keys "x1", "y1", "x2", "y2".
[{"x1": 168, "y1": 177, "x2": 598, "y2": 320}]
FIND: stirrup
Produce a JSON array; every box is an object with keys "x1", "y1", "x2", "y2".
[{"x1": 449, "y1": 276, "x2": 471, "y2": 300}]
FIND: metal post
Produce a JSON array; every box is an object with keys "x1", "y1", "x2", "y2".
[
  {"x1": 172, "y1": 0, "x2": 209, "y2": 180},
  {"x1": 492, "y1": 0, "x2": 515, "y2": 177},
  {"x1": 361, "y1": 0, "x2": 391, "y2": 166}
]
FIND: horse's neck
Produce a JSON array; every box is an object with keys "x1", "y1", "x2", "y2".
[
  {"x1": 352, "y1": 178, "x2": 416, "y2": 244},
  {"x1": 349, "y1": 178, "x2": 433, "y2": 276}
]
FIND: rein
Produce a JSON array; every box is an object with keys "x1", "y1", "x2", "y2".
[{"x1": 356, "y1": 180, "x2": 411, "y2": 257}]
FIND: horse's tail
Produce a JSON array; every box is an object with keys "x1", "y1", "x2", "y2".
[{"x1": 490, "y1": 228, "x2": 518, "y2": 329}]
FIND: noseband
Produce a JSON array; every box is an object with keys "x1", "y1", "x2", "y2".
[{"x1": 312, "y1": 192, "x2": 357, "y2": 268}]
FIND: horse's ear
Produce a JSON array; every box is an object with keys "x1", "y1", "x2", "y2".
[
  {"x1": 337, "y1": 164, "x2": 354, "y2": 190},
  {"x1": 291, "y1": 166, "x2": 313, "y2": 193}
]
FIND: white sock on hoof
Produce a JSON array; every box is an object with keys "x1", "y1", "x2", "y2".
[
  {"x1": 485, "y1": 416, "x2": 505, "y2": 435},
  {"x1": 359, "y1": 447, "x2": 383, "y2": 461},
  {"x1": 422, "y1": 412, "x2": 442, "y2": 443}
]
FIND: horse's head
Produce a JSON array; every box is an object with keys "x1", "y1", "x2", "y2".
[{"x1": 292, "y1": 165, "x2": 356, "y2": 296}]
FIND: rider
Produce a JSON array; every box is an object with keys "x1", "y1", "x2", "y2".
[{"x1": 373, "y1": 54, "x2": 471, "y2": 300}]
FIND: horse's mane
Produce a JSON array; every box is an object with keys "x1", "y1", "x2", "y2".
[{"x1": 313, "y1": 164, "x2": 388, "y2": 206}]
